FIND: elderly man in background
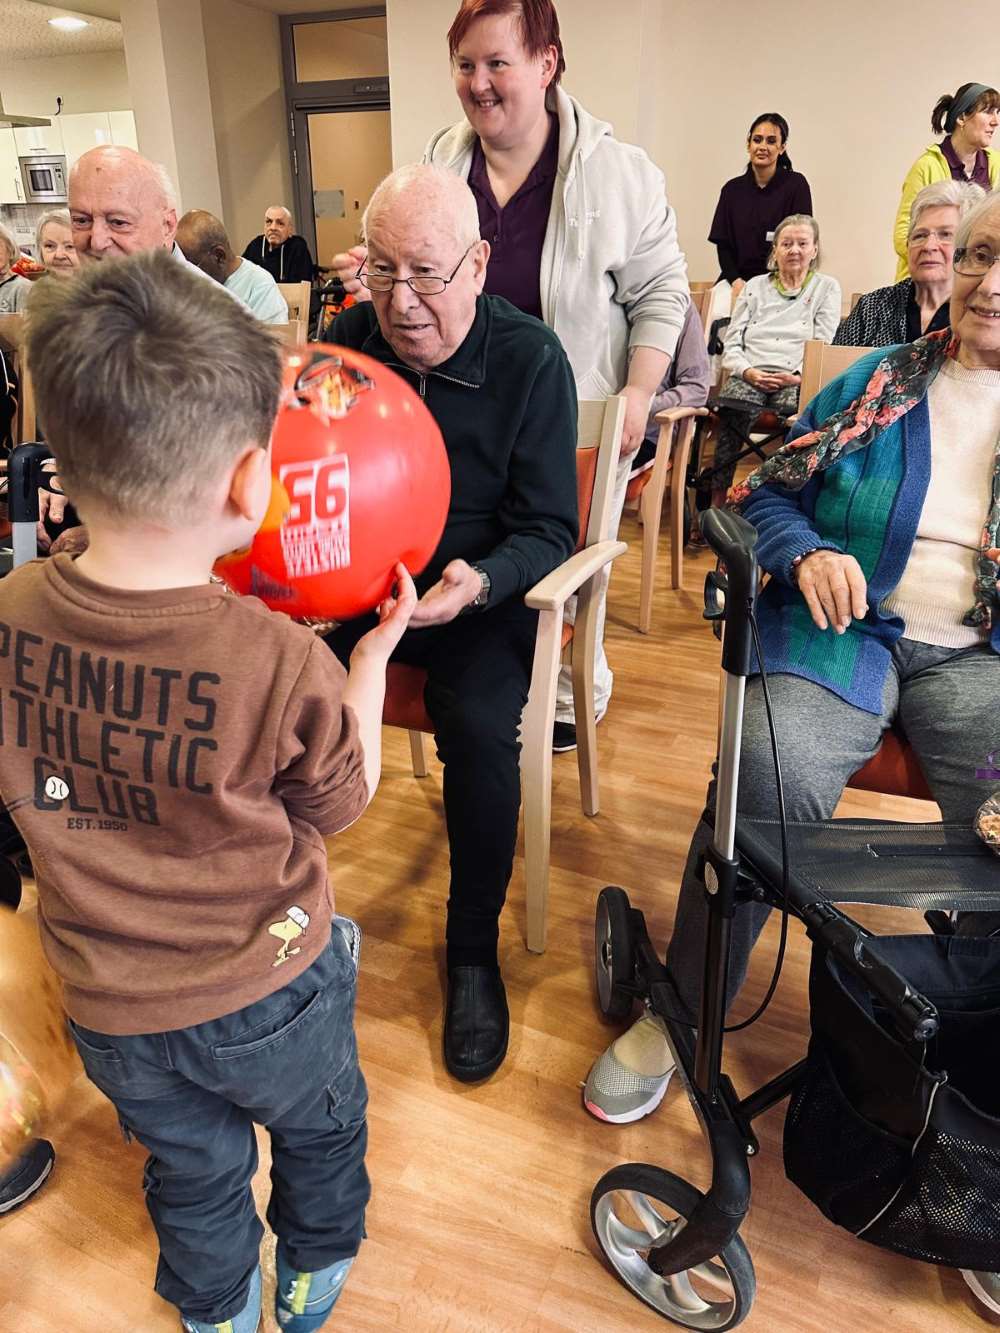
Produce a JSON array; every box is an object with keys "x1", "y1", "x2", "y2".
[
  {"x1": 325, "y1": 164, "x2": 579, "y2": 1085},
  {"x1": 242, "y1": 205, "x2": 314, "y2": 284},
  {"x1": 177, "y1": 209, "x2": 288, "y2": 324},
  {"x1": 835, "y1": 180, "x2": 985, "y2": 347}
]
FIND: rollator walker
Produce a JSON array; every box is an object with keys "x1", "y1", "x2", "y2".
[{"x1": 590, "y1": 508, "x2": 1000, "y2": 1328}]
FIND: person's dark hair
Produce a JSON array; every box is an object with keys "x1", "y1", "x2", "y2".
[
  {"x1": 747, "y1": 113, "x2": 793, "y2": 172},
  {"x1": 932, "y1": 83, "x2": 1000, "y2": 135},
  {"x1": 447, "y1": 0, "x2": 565, "y2": 84},
  {"x1": 25, "y1": 249, "x2": 282, "y2": 525}
]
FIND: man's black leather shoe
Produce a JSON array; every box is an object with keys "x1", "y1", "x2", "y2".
[{"x1": 444, "y1": 965, "x2": 509, "y2": 1082}]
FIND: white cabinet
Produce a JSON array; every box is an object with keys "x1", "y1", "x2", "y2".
[
  {"x1": 14, "y1": 122, "x2": 63, "y2": 156},
  {"x1": 0, "y1": 127, "x2": 23, "y2": 204},
  {"x1": 57, "y1": 113, "x2": 112, "y2": 170},
  {"x1": 109, "y1": 111, "x2": 138, "y2": 152}
]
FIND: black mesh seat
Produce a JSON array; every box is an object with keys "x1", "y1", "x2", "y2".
[{"x1": 735, "y1": 819, "x2": 1000, "y2": 914}]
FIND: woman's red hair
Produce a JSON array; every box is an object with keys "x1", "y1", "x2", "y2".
[{"x1": 447, "y1": 0, "x2": 566, "y2": 84}]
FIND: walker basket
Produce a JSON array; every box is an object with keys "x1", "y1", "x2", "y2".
[{"x1": 783, "y1": 933, "x2": 1000, "y2": 1270}]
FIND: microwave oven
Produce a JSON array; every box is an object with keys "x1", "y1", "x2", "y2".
[{"x1": 19, "y1": 155, "x2": 68, "y2": 204}]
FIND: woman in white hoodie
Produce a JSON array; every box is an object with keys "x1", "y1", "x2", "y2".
[{"x1": 334, "y1": 0, "x2": 689, "y2": 748}]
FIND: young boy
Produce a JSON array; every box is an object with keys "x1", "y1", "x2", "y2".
[{"x1": 0, "y1": 249, "x2": 415, "y2": 1333}]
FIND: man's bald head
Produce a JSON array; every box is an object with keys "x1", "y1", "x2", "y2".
[
  {"x1": 363, "y1": 164, "x2": 481, "y2": 254},
  {"x1": 176, "y1": 209, "x2": 238, "y2": 284},
  {"x1": 263, "y1": 206, "x2": 293, "y2": 248},
  {"x1": 69, "y1": 146, "x2": 179, "y2": 260},
  {"x1": 359, "y1": 165, "x2": 489, "y2": 374}
]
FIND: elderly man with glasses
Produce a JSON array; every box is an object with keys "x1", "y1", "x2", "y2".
[{"x1": 323, "y1": 164, "x2": 579, "y2": 1085}]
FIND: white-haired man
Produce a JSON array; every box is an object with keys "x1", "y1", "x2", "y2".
[
  {"x1": 243, "y1": 205, "x2": 314, "y2": 284},
  {"x1": 325, "y1": 164, "x2": 579, "y2": 1084}
]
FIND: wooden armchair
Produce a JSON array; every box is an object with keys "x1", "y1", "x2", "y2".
[
  {"x1": 385, "y1": 395, "x2": 628, "y2": 954},
  {"x1": 276, "y1": 281, "x2": 311, "y2": 328}
]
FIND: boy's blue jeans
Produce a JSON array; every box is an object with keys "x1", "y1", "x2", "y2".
[{"x1": 68, "y1": 929, "x2": 369, "y2": 1325}]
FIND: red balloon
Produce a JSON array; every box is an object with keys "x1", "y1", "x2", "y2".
[{"x1": 216, "y1": 344, "x2": 450, "y2": 619}]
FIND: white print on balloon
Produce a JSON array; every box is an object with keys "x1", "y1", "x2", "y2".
[
  {"x1": 278, "y1": 455, "x2": 351, "y2": 579},
  {"x1": 44, "y1": 775, "x2": 69, "y2": 802}
]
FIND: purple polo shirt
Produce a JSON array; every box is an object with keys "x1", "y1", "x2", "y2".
[
  {"x1": 941, "y1": 136, "x2": 992, "y2": 189},
  {"x1": 468, "y1": 113, "x2": 559, "y2": 320}
]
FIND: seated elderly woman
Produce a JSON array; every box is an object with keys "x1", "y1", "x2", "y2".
[
  {"x1": 0, "y1": 224, "x2": 31, "y2": 313},
  {"x1": 584, "y1": 186, "x2": 1000, "y2": 1316},
  {"x1": 710, "y1": 214, "x2": 840, "y2": 504},
  {"x1": 835, "y1": 180, "x2": 983, "y2": 346},
  {"x1": 35, "y1": 209, "x2": 79, "y2": 283}
]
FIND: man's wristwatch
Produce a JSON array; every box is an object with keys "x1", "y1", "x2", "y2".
[{"x1": 465, "y1": 565, "x2": 491, "y2": 611}]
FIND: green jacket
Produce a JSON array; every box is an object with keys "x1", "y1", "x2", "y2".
[{"x1": 893, "y1": 142, "x2": 1000, "y2": 280}]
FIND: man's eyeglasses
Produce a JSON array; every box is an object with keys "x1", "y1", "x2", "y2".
[
  {"x1": 954, "y1": 245, "x2": 1000, "y2": 277},
  {"x1": 357, "y1": 244, "x2": 474, "y2": 295}
]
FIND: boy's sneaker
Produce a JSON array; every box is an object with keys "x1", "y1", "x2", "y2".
[
  {"x1": 583, "y1": 1011, "x2": 675, "y2": 1124},
  {"x1": 180, "y1": 1265, "x2": 261, "y2": 1333},
  {"x1": 961, "y1": 1268, "x2": 1000, "y2": 1314},
  {"x1": 275, "y1": 1247, "x2": 354, "y2": 1331},
  {"x1": 0, "y1": 1138, "x2": 54, "y2": 1214}
]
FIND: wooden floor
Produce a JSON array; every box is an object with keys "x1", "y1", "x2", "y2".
[{"x1": 1, "y1": 514, "x2": 993, "y2": 1332}]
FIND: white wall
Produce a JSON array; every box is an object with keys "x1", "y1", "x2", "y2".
[
  {"x1": 0, "y1": 50, "x2": 131, "y2": 116},
  {"x1": 202, "y1": 0, "x2": 295, "y2": 250}
]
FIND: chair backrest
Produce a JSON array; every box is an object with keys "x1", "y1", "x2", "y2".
[
  {"x1": 798, "y1": 340, "x2": 869, "y2": 411},
  {"x1": 267, "y1": 319, "x2": 307, "y2": 347},
  {"x1": 576, "y1": 395, "x2": 626, "y2": 550},
  {"x1": 689, "y1": 285, "x2": 714, "y2": 336},
  {"x1": 276, "y1": 281, "x2": 310, "y2": 324},
  {"x1": 850, "y1": 291, "x2": 863, "y2": 313}
]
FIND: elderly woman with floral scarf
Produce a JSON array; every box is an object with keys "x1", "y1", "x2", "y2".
[{"x1": 583, "y1": 186, "x2": 1000, "y2": 1317}]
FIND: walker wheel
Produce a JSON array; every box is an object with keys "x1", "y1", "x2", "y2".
[
  {"x1": 595, "y1": 886, "x2": 636, "y2": 1022},
  {"x1": 591, "y1": 1163, "x2": 755, "y2": 1329}
]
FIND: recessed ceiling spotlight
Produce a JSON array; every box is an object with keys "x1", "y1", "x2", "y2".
[{"x1": 48, "y1": 16, "x2": 90, "y2": 31}]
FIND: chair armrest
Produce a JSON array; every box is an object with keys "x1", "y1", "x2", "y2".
[
  {"x1": 524, "y1": 539, "x2": 628, "y2": 611},
  {"x1": 652, "y1": 406, "x2": 709, "y2": 425}
]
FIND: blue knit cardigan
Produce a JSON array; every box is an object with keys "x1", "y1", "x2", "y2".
[{"x1": 746, "y1": 347, "x2": 1000, "y2": 714}]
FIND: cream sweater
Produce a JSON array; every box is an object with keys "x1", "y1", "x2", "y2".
[{"x1": 882, "y1": 358, "x2": 1000, "y2": 647}]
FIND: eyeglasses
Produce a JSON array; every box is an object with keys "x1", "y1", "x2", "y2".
[
  {"x1": 357, "y1": 244, "x2": 474, "y2": 295},
  {"x1": 909, "y1": 228, "x2": 955, "y2": 247},
  {"x1": 954, "y1": 244, "x2": 1000, "y2": 277}
]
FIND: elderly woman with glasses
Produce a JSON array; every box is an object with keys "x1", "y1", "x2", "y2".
[
  {"x1": 837, "y1": 180, "x2": 984, "y2": 347},
  {"x1": 584, "y1": 193, "x2": 1000, "y2": 1322}
]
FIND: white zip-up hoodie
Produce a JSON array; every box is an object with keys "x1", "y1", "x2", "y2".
[{"x1": 424, "y1": 86, "x2": 689, "y2": 399}]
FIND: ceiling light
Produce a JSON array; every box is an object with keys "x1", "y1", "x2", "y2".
[{"x1": 48, "y1": 16, "x2": 90, "y2": 31}]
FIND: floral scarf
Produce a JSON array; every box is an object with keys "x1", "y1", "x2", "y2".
[{"x1": 726, "y1": 330, "x2": 1000, "y2": 630}]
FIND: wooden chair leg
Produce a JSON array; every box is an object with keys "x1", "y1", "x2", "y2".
[
  {"x1": 669, "y1": 417, "x2": 696, "y2": 590},
  {"x1": 519, "y1": 607, "x2": 563, "y2": 954},
  {"x1": 408, "y1": 730, "x2": 429, "y2": 778},
  {"x1": 571, "y1": 579, "x2": 601, "y2": 818},
  {"x1": 637, "y1": 419, "x2": 674, "y2": 635}
]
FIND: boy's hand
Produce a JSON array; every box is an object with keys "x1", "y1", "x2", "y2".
[{"x1": 351, "y1": 563, "x2": 416, "y2": 661}]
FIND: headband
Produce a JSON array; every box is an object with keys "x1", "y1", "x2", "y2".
[{"x1": 945, "y1": 83, "x2": 991, "y2": 134}]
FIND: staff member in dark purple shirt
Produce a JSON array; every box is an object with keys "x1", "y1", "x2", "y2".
[{"x1": 708, "y1": 112, "x2": 812, "y2": 296}]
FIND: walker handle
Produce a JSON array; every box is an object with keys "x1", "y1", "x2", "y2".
[{"x1": 700, "y1": 509, "x2": 759, "y2": 677}]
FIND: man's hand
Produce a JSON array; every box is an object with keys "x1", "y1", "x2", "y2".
[
  {"x1": 49, "y1": 525, "x2": 89, "y2": 557},
  {"x1": 619, "y1": 384, "x2": 652, "y2": 458},
  {"x1": 329, "y1": 244, "x2": 371, "y2": 302},
  {"x1": 408, "y1": 559, "x2": 482, "y2": 627},
  {"x1": 794, "y1": 549, "x2": 868, "y2": 633},
  {"x1": 351, "y1": 564, "x2": 417, "y2": 661},
  {"x1": 35, "y1": 464, "x2": 66, "y2": 552}
]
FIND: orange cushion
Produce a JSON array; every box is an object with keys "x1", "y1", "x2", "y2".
[
  {"x1": 575, "y1": 446, "x2": 598, "y2": 552},
  {"x1": 848, "y1": 731, "x2": 933, "y2": 801}
]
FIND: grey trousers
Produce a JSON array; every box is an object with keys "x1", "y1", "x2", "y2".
[{"x1": 664, "y1": 639, "x2": 1000, "y2": 1022}]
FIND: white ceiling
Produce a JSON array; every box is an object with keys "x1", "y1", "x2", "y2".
[
  {"x1": 0, "y1": 0, "x2": 122, "y2": 58},
  {"x1": 31, "y1": 0, "x2": 378, "y2": 17}
]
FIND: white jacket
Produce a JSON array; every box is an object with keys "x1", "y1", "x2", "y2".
[
  {"x1": 721, "y1": 271, "x2": 841, "y2": 377},
  {"x1": 424, "y1": 86, "x2": 689, "y2": 398}
]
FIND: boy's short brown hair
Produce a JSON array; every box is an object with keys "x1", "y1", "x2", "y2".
[{"x1": 25, "y1": 249, "x2": 282, "y2": 526}]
